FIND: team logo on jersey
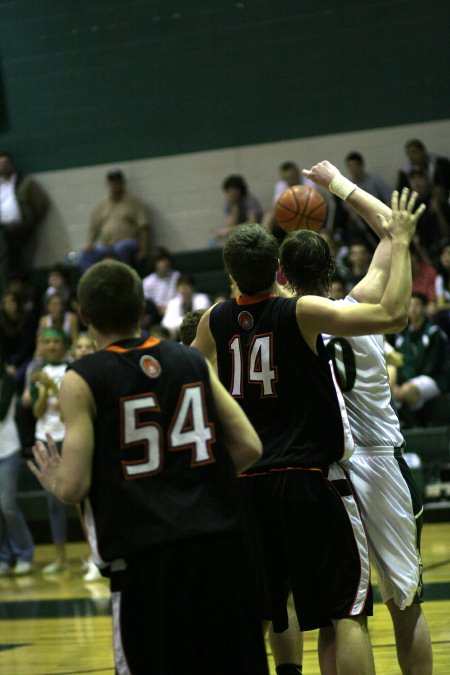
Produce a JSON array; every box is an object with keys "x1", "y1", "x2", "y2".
[
  {"x1": 140, "y1": 355, "x2": 161, "y2": 379},
  {"x1": 238, "y1": 310, "x2": 254, "y2": 330}
]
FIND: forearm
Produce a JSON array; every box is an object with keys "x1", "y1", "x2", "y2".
[
  {"x1": 346, "y1": 188, "x2": 391, "y2": 238},
  {"x1": 380, "y1": 241, "x2": 411, "y2": 326}
]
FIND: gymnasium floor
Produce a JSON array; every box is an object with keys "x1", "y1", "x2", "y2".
[{"x1": 1, "y1": 522, "x2": 449, "y2": 674}]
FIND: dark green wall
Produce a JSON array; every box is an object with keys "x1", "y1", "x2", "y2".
[{"x1": 0, "y1": 0, "x2": 448, "y2": 173}]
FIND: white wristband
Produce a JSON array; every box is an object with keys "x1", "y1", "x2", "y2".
[{"x1": 329, "y1": 175, "x2": 357, "y2": 201}]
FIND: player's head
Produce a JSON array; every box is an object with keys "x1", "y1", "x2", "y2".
[
  {"x1": 77, "y1": 260, "x2": 144, "y2": 334},
  {"x1": 179, "y1": 309, "x2": 206, "y2": 346},
  {"x1": 280, "y1": 230, "x2": 335, "y2": 297},
  {"x1": 223, "y1": 224, "x2": 279, "y2": 295}
]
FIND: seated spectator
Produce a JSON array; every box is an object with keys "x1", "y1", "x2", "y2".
[
  {"x1": 341, "y1": 240, "x2": 372, "y2": 293},
  {"x1": 397, "y1": 139, "x2": 450, "y2": 193},
  {"x1": 0, "y1": 354, "x2": 34, "y2": 577},
  {"x1": 0, "y1": 291, "x2": 37, "y2": 390},
  {"x1": 329, "y1": 275, "x2": 346, "y2": 300},
  {"x1": 434, "y1": 239, "x2": 450, "y2": 341},
  {"x1": 0, "y1": 152, "x2": 49, "y2": 292},
  {"x1": 142, "y1": 248, "x2": 181, "y2": 317},
  {"x1": 410, "y1": 242, "x2": 437, "y2": 313},
  {"x1": 79, "y1": 170, "x2": 150, "y2": 272},
  {"x1": 161, "y1": 275, "x2": 210, "y2": 339},
  {"x1": 391, "y1": 292, "x2": 449, "y2": 417},
  {"x1": 210, "y1": 175, "x2": 263, "y2": 246},
  {"x1": 42, "y1": 264, "x2": 76, "y2": 310},
  {"x1": 38, "y1": 292, "x2": 79, "y2": 347},
  {"x1": 334, "y1": 152, "x2": 391, "y2": 251},
  {"x1": 407, "y1": 167, "x2": 450, "y2": 258}
]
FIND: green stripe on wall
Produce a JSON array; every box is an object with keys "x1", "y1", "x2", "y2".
[{"x1": 0, "y1": 0, "x2": 449, "y2": 173}]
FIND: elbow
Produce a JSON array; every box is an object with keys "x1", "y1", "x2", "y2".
[
  {"x1": 385, "y1": 310, "x2": 408, "y2": 334},
  {"x1": 59, "y1": 479, "x2": 90, "y2": 505}
]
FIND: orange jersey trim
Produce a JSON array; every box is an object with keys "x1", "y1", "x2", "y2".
[
  {"x1": 104, "y1": 337, "x2": 160, "y2": 353},
  {"x1": 236, "y1": 293, "x2": 277, "y2": 306},
  {"x1": 239, "y1": 466, "x2": 324, "y2": 478}
]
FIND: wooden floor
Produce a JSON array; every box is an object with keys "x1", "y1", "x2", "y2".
[{"x1": 0, "y1": 522, "x2": 449, "y2": 674}]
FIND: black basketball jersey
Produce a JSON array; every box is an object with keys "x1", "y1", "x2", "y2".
[
  {"x1": 210, "y1": 294, "x2": 348, "y2": 471},
  {"x1": 68, "y1": 336, "x2": 242, "y2": 565}
]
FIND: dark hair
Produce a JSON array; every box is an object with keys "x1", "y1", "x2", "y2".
[
  {"x1": 280, "y1": 230, "x2": 335, "y2": 296},
  {"x1": 279, "y1": 161, "x2": 299, "y2": 173},
  {"x1": 0, "y1": 151, "x2": 15, "y2": 163},
  {"x1": 223, "y1": 224, "x2": 278, "y2": 295},
  {"x1": 405, "y1": 139, "x2": 426, "y2": 152},
  {"x1": 106, "y1": 169, "x2": 124, "y2": 182},
  {"x1": 179, "y1": 309, "x2": 206, "y2": 346},
  {"x1": 176, "y1": 274, "x2": 195, "y2": 288},
  {"x1": 153, "y1": 246, "x2": 172, "y2": 264},
  {"x1": 222, "y1": 174, "x2": 248, "y2": 197},
  {"x1": 49, "y1": 263, "x2": 70, "y2": 283},
  {"x1": 411, "y1": 291, "x2": 428, "y2": 306},
  {"x1": 77, "y1": 260, "x2": 144, "y2": 333},
  {"x1": 345, "y1": 151, "x2": 364, "y2": 165}
]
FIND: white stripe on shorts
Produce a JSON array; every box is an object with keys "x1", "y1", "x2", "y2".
[
  {"x1": 327, "y1": 462, "x2": 371, "y2": 616},
  {"x1": 112, "y1": 591, "x2": 132, "y2": 675}
]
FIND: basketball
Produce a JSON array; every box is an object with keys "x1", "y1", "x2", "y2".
[{"x1": 275, "y1": 184, "x2": 327, "y2": 233}]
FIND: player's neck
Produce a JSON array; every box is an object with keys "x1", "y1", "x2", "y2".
[
  {"x1": 94, "y1": 327, "x2": 142, "y2": 349},
  {"x1": 240, "y1": 283, "x2": 276, "y2": 299}
]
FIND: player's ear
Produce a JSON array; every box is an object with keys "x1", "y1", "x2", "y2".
[{"x1": 78, "y1": 308, "x2": 90, "y2": 328}]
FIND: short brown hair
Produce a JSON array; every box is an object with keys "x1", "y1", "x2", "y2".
[
  {"x1": 223, "y1": 224, "x2": 278, "y2": 295},
  {"x1": 77, "y1": 260, "x2": 144, "y2": 333}
]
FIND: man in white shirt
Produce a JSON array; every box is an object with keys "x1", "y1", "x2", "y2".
[
  {"x1": 162, "y1": 274, "x2": 210, "y2": 339},
  {"x1": 142, "y1": 248, "x2": 181, "y2": 317}
]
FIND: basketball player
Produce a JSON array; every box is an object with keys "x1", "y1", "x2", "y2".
[
  {"x1": 299, "y1": 161, "x2": 432, "y2": 674},
  {"x1": 28, "y1": 260, "x2": 269, "y2": 675},
  {"x1": 192, "y1": 191, "x2": 421, "y2": 675}
]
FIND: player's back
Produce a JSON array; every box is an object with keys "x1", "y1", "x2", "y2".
[
  {"x1": 69, "y1": 336, "x2": 242, "y2": 564},
  {"x1": 210, "y1": 295, "x2": 351, "y2": 470},
  {"x1": 323, "y1": 296, "x2": 403, "y2": 448}
]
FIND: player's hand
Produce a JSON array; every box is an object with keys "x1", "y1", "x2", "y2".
[
  {"x1": 376, "y1": 188, "x2": 425, "y2": 244},
  {"x1": 302, "y1": 160, "x2": 339, "y2": 188},
  {"x1": 27, "y1": 435, "x2": 61, "y2": 493}
]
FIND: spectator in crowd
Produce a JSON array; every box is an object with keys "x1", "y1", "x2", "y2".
[
  {"x1": 333, "y1": 152, "x2": 391, "y2": 251},
  {"x1": 27, "y1": 328, "x2": 71, "y2": 573},
  {"x1": 0, "y1": 291, "x2": 37, "y2": 390},
  {"x1": 433, "y1": 239, "x2": 450, "y2": 340},
  {"x1": 38, "y1": 292, "x2": 79, "y2": 348},
  {"x1": 42, "y1": 264, "x2": 76, "y2": 311},
  {"x1": 342, "y1": 240, "x2": 372, "y2": 293},
  {"x1": 345, "y1": 152, "x2": 392, "y2": 203},
  {"x1": 0, "y1": 354, "x2": 35, "y2": 577},
  {"x1": 161, "y1": 274, "x2": 210, "y2": 339},
  {"x1": 407, "y1": 167, "x2": 450, "y2": 258},
  {"x1": 329, "y1": 275, "x2": 346, "y2": 300},
  {"x1": 210, "y1": 174, "x2": 263, "y2": 246},
  {"x1": 397, "y1": 139, "x2": 450, "y2": 193},
  {"x1": 391, "y1": 292, "x2": 449, "y2": 418},
  {"x1": 0, "y1": 152, "x2": 49, "y2": 292},
  {"x1": 410, "y1": 242, "x2": 437, "y2": 312},
  {"x1": 142, "y1": 247, "x2": 181, "y2": 317},
  {"x1": 79, "y1": 170, "x2": 150, "y2": 272}
]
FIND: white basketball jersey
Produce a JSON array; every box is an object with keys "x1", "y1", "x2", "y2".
[{"x1": 323, "y1": 296, "x2": 403, "y2": 448}]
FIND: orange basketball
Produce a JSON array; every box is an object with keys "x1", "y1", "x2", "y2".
[{"x1": 275, "y1": 184, "x2": 327, "y2": 233}]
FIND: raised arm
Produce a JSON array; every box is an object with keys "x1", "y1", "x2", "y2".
[
  {"x1": 303, "y1": 161, "x2": 422, "y2": 304},
  {"x1": 206, "y1": 361, "x2": 262, "y2": 474},
  {"x1": 28, "y1": 370, "x2": 95, "y2": 504},
  {"x1": 296, "y1": 190, "x2": 425, "y2": 347}
]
